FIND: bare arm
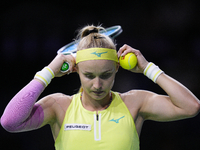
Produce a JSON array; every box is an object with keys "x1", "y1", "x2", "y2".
[
  {"x1": 118, "y1": 44, "x2": 200, "y2": 122},
  {"x1": 139, "y1": 73, "x2": 200, "y2": 121}
]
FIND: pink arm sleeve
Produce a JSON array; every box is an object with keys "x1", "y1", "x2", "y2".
[{"x1": 1, "y1": 79, "x2": 45, "y2": 132}]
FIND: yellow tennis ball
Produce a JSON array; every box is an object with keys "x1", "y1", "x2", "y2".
[{"x1": 119, "y1": 53, "x2": 137, "y2": 70}]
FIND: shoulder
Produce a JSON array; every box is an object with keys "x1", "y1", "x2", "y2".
[
  {"x1": 119, "y1": 90, "x2": 155, "y2": 113},
  {"x1": 37, "y1": 93, "x2": 73, "y2": 114},
  {"x1": 37, "y1": 93, "x2": 74, "y2": 127},
  {"x1": 48, "y1": 93, "x2": 72, "y2": 102},
  {"x1": 120, "y1": 90, "x2": 142, "y2": 101},
  {"x1": 40, "y1": 92, "x2": 72, "y2": 102},
  {"x1": 120, "y1": 90, "x2": 155, "y2": 101},
  {"x1": 117, "y1": 90, "x2": 160, "y2": 130}
]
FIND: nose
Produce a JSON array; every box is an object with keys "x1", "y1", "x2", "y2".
[{"x1": 93, "y1": 77, "x2": 102, "y2": 90}]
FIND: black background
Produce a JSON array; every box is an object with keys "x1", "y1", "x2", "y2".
[{"x1": 1, "y1": 0, "x2": 200, "y2": 149}]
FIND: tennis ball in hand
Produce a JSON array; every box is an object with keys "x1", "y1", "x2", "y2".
[{"x1": 119, "y1": 53, "x2": 137, "y2": 70}]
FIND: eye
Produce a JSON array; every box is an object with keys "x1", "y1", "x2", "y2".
[
  {"x1": 84, "y1": 74, "x2": 95, "y2": 79},
  {"x1": 100, "y1": 73, "x2": 112, "y2": 79}
]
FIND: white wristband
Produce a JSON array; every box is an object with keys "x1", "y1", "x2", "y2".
[
  {"x1": 34, "y1": 67, "x2": 55, "y2": 86},
  {"x1": 143, "y1": 62, "x2": 163, "y2": 83}
]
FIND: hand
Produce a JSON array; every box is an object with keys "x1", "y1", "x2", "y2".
[
  {"x1": 48, "y1": 53, "x2": 76, "y2": 77},
  {"x1": 118, "y1": 44, "x2": 149, "y2": 73}
]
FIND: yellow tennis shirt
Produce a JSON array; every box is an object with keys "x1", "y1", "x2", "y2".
[{"x1": 55, "y1": 91, "x2": 139, "y2": 150}]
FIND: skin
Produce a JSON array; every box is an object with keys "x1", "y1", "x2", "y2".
[
  {"x1": 36, "y1": 44, "x2": 200, "y2": 140},
  {"x1": 77, "y1": 60, "x2": 118, "y2": 111}
]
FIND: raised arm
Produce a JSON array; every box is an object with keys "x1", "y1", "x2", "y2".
[
  {"x1": 140, "y1": 73, "x2": 200, "y2": 121},
  {"x1": 1, "y1": 53, "x2": 76, "y2": 132},
  {"x1": 118, "y1": 44, "x2": 200, "y2": 121},
  {"x1": 1, "y1": 79, "x2": 45, "y2": 132}
]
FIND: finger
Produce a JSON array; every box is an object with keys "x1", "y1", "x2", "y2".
[
  {"x1": 118, "y1": 44, "x2": 128, "y2": 57},
  {"x1": 120, "y1": 45, "x2": 138, "y2": 57},
  {"x1": 63, "y1": 54, "x2": 76, "y2": 74}
]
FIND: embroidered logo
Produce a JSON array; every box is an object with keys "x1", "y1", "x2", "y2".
[
  {"x1": 64, "y1": 124, "x2": 91, "y2": 131},
  {"x1": 91, "y1": 51, "x2": 108, "y2": 57},
  {"x1": 109, "y1": 116, "x2": 125, "y2": 123}
]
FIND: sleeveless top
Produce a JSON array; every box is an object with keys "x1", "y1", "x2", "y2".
[{"x1": 55, "y1": 91, "x2": 139, "y2": 150}]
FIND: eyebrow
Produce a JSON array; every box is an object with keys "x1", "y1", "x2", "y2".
[{"x1": 83, "y1": 69, "x2": 114, "y2": 74}]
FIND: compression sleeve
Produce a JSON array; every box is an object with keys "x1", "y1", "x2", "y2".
[{"x1": 0, "y1": 79, "x2": 45, "y2": 132}]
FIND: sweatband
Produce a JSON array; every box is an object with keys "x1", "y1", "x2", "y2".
[
  {"x1": 143, "y1": 62, "x2": 164, "y2": 83},
  {"x1": 0, "y1": 80, "x2": 45, "y2": 132},
  {"x1": 76, "y1": 48, "x2": 118, "y2": 64},
  {"x1": 34, "y1": 66, "x2": 54, "y2": 86}
]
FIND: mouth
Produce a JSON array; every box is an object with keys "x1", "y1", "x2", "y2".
[{"x1": 93, "y1": 91, "x2": 104, "y2": 95}]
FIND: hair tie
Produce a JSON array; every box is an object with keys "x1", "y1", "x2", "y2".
[
  {"x1": 84, "y1": 28, "x2": 99, "y2": 37},
  {"x1": 89, "y1": 28, "x2": 98, "y2": 34}
]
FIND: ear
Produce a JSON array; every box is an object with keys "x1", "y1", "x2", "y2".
[
  {"x1": 73, "y1": 64, "x2": 78, "y2": 73},
  {"x1": 115, "y1": 62, "x2": 120, "y2": 73}
]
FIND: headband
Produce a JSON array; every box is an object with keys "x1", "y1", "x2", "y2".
[{"x1": 76, "y1": 48, "x2": 118, "y2": 64}]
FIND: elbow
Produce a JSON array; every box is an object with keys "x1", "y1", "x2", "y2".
[
  {"x1": 187, "y1": 100, "x2": 200, "y2": 118},
  {"x1": 194, "y1": 101, "x2": 200, "y2": 116},
  {"x1": 1, "y1": 116, "x2": 18, "y2": 133}
]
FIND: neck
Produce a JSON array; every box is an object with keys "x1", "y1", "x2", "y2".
[{"x1": 81, "y1": 91, "x2": 112, "y2": 111}]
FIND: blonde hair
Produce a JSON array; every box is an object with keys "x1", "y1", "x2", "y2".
[
  {"x1": 76, "y1": 25, "x2": 116, "y2": 51},
  {"x1": 76, "y1": 25, "x2": 116, "y2": 93}
]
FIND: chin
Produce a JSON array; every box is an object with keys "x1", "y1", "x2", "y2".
[{"x1": 92, "y1": 91, "x2": 109, "y2": 100}]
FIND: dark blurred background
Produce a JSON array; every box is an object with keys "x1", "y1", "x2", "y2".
[{"x1": 1, "y1": 0, "x2": 200, "y2": 149}]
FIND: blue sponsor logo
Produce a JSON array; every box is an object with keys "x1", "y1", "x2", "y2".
[
  {"x1": 91, "y1": 51, "x2": 108, "y2": 57},
  {"x1": 109, "y1": 116, "x2": 125, "y2": 123}
]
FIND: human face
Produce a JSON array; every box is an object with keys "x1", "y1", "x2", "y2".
[{"x1": 77, "y1": 60, "x2": 118, "y2": 101}]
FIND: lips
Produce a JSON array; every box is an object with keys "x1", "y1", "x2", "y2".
[{"x1": 93, "y1": 91, "x2": 104, "y2": 95}]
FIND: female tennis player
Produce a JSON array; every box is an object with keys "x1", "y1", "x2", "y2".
[{"x1": 1, "y1": 25, "x2": 200, "y2": 150}]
